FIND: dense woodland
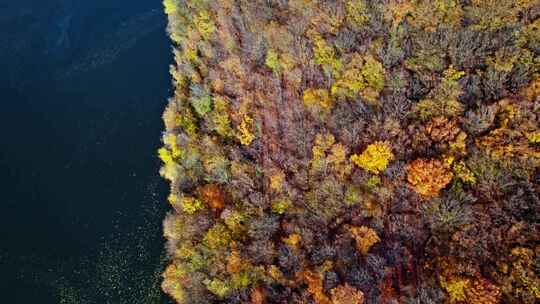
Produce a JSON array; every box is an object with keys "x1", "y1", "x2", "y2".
[{"x1": 158, "y1": 1, "x2": 540, "y2": 303}]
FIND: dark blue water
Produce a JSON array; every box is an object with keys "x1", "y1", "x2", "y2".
[{"x1": 0, "y1": 1, "x2": 173, "y2": 302}]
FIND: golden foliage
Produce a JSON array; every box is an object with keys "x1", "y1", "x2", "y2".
[
  {"x1": 161, "y1": 263, "x2": 186, "y2": 303},
  {"x1": 350, "y1": 141, "x2": 394, "y2": 174},
  {"x1": 331, "y1": 54, "x2": 365, "y2": 97},
  {"x1": 302, "y1": 270, "x2": 332, "y2": 304},
  {"x1": 504, "y1": 247, "x2": 540, "y2": 301},
  {"x1": 167, "y1": 193, "x2": 178, "y2": 205},
  {"x1": 265, "y1": 49, "x2": 281, "y2": 74},
  {"x1": 449, "y1": 132, "x2": 468, "y2": 156},
  {"x1": 476, "y1": 128, "x2": 540, "y2": 161},
  {"x1": 311, "y1": 5, "x2": 345, "y2": 34},
  {"x1": 413, "y1": 66, "x2": 465, "y2": 121},
  {"x1": 223, "y1": 210, "x2": 246, "y2": 234},
  {"x1": 204, "y1": 278, "x2": 230, "y2": 298},
  {"x1": 226, "y1": 249, "x2": 243, "y2": 274},
  {"x1": 347, "y1": 225, "x2": 380, "y2": 255},
  {"x1": 361, "y1": 55, "x2": 385, "y2": 93},
  {"x1": 526, "y1": 131, "x2": 540, "y2": 143},
  {"x1": 160, "y1": 162, "x2": 181, "y2": 181},
  {"x1": 269, "y1": 168, "x2": 286, "y2": 192},
  {"x1": 328, "y1": 143, "x2": 352, "y2": 178},
  {"x1": 158, "y1": 147, "x2": 175, "y2": 165},
  {"x1": 303, "y1": 88, "x2": 333, "y2": 110},
  {"x1": 193, "y1": 11, "x2": 216, "y2": 39},
  {"x1": 346, "y1": 0, "x2": 369, "y2": 27},
  {"x1": 440, "y1": 276, "x2": 470, "y2": 303},
  {"x1": 203, "y1": 223, "x2": 232, "y2": 250},
  {"x1": 163, "y1": 0, "x2": 178, "y2": 16},
  {"x1": 312, "y1": 34, "x2": 343, "y2": 75},
  {"x1": 175, "y1": 107, "x2": 199, "y2": 137},
  {"x1": 384, "y1": 0, "x2": 414, "y2": 27},
  {"x1": 438, "y1": 259, "x2": 502, "y2": 304},
  {"x1": 330, "y1": 283, "x2": 365, "y2": 304},
  {"x1": 267, "y1": 265, "x2": 286, "y2": 283},
  {"x1": 163, "y1": 214, "x2": 183, "y2": 241},
  {"x1": 210, "y1": 96, "x2": 233, "y2": 138},
  {"x1": 310, "y1": 133, "x2": 352, "y2": 178},
  {"x1": 465, "y1": 0, "x2": 527, "y2": 31},
  {"x1": 311, "y1": 132, "x2": 336, "y2": 171},
  {"x1": 522, "y1": 76, "x2": 540, "y2": 102},
  {"x1": 331, "y1": 54, "x2": 385, "y2": 103},
  {"x1": 452, "y1": 161, "x2": 476, "y2": 184},
  {"x1": 179, "y1": 196, "x2": 205, "y2": 214},
  {"x1": 271, "y1": 198, "x2": 291, "y2": 215},
  {"x1": 236, "y1": 115, "x2": 256, "y2": 145},
  {"x1": 265, "y1": 47, "x2": 297, "y2": 75},
  {"x1": 409, "y1": 0, "x2": 463, "y2": 32},
  {"x1": 283, "y1": 233, "x2": 302, "y2": 249},
  {"x1": 406, "y1": 158, "x2": 453, "y2": 197}
]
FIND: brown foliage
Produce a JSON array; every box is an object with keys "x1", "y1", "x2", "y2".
[
  {"x1": 198, "y1": 184, "x2": 226, "y2": 210},
  {"x1": 406, "y1": 158, "x2": 453, "y2": 197},
  {"x1": 302, "y1": 270, "x2": 332, "y2": 304},
  {"x1": 250, "y1": 287, "x2": 266, "y2": 304},
  {"x1": 330, "y1": 283, "x2": 365, "y2": 304},
  {"x1": 466, "y1": 277, "x2": 501, "y2": 304},
  {"x1": 347, "y1": 225, "x2": 380, "y2": 255},
  {"x1": 425, "y1": 116, "x2": 461, "y2": 143}
]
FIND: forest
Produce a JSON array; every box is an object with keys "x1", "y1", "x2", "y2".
[{"x1": 159, "y1": 0, "x2": 540, "y2": 303}]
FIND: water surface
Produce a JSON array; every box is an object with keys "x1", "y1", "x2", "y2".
[{"x1": 0, "y1": 1, "x2": 173, "y2": 302}]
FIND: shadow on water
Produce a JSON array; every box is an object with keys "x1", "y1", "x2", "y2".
[{"x1": 0, "y1": 1, "x2": 174, "y2": 302}]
